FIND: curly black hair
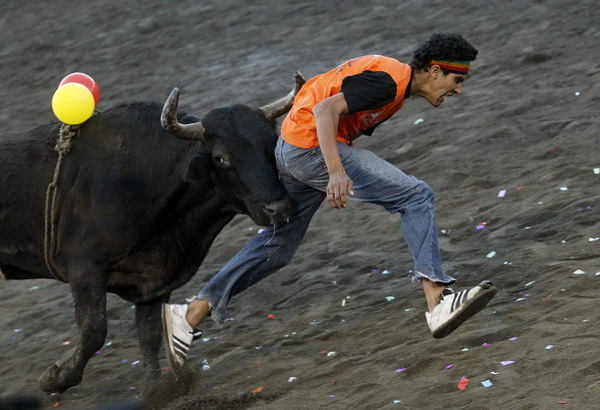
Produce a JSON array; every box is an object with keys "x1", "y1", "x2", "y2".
[{"x1": 410, "y1": 33, "x2": 478, "y2": 72}]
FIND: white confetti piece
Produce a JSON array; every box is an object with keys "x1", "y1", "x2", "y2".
[
  {"x1": 414, "y1": 118, "x2": 424, "y2": 125},
  {"x1": 498, "y1": 190, "x2": 506, "y2": 197},
  {"x1": 593, "y1": 168, "x2": 600, "y2": 175},
  {"x1": 202, "y1": 359, "x2": 211, "y2": 371},
  {"x1": 288, "y1": 377, "x2": 297, "y2": 382},
  {"x1": 385, "y1": 296, "x2": 395, "y2": 302},
  {"x1": 545, "y1": 345, "x2": 554, "y2": 350},
  {"x1": 500, "y1": 360, "x2": 515, "y2": 366},
  {"x1": 481, "y1": 380, "x2": 493, "y2": 387},
  {"x1": 327, "y1": 351, "x2": 337, "y2": 357},
  {"x1": 560, "y1": 186, "x2": 569, "y2": 191},
  {"x1": 393, "y1": 400, "x2": 402, "y2": 404},
  {"x1": 573, "y1": 269, "x2": 585, "y2": 275},
  {"x1": 589, "y1": 238, "x2": 599, "y2": 242},
  {"x1": 486, "y1": 251, "x2": 497, "y2": 258},
  {"x1": 525, "y1": 281, "x2": 535, "y2": 286}
]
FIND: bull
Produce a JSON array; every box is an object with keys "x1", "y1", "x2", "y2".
[{"x1": 0, "y1": 73, "x2": 304, "y2": 394}]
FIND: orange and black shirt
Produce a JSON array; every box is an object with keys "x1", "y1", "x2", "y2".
[{"x1": 281, "y1": 55, "x2": 413, "y2": 149}]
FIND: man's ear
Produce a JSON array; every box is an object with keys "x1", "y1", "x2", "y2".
[{"x1": 429, "y1": 64, "x2": 442, "y2": 79}]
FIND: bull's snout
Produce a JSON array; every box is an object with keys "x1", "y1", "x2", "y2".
[{"x1": 263, "y1": 197, "x2": 293, "y2": 225}]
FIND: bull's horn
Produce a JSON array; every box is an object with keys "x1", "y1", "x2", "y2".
[
  {"x1": 161, "y1": 87, "x2": 205, "y2": 141},
  {"x1": 259, "y1": 71, "x2": 306, "y2": 121}
]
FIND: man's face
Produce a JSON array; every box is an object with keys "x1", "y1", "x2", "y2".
[{"x1": 422, "y1": 66, "x2": 466, "y2": 107}]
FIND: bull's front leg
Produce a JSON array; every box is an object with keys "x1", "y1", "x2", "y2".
[
  {"x1": 134, "y1": 296, "x2": 169, "y2": 390},
  {"x1": 38, "y1": 266, "x2": 107, "y2": 393}
]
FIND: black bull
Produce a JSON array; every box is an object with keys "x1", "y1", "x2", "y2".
[{"x1": 0, "y1": 74, "x2": 304, "y2": 393}]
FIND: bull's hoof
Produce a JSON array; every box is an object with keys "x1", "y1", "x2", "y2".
[{"x1": 38, "y1": 361, "x2": 81, "y2": 393}]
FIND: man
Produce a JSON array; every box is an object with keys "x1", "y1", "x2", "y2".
[{"x1": 162, "y1": 32, "x2": 497, "y2": 371}]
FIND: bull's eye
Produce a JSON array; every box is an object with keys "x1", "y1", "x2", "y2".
[{"x1": 213, "y1": 155, "x2": 230, "y2": 167}]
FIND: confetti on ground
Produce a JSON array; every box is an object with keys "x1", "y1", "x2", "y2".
[
  {"x1": 62, "y1": 341, "x2": 71, "y2": 346},
  {"x1": 490, "y1": 371, "x2": 499, "y2": 375},
  {"x1": 525, "y1": 281, "x2": 535, "y2": 287},
  {"x1": 498, "y1": 189, "x2": 506, "y2": 197},
  {"x1": 393, "y1": 400, "x2": 402, "y2": 404},
  {"x1": 132, "y1": 360, "x2": 140, "y2": 365},
  {"x1": 476, "y1": 222, "x2": 487, "y2": 231},
  {"x1": 486, "y1": 251, "x2": 497, "y2": 258},
  {"x1": 545, "y1": 345, "x2": 554, "y2": 350},
  {"x1": 395, "y1": 368, "x2": 407, "y2": 373},
  {"x1": 594, "y1": 168, "x2": 600, "y2": 175},
  {"x1": 500, "y1": 361, "x2": 515, "y2": 366},
  {"x1": 508, "y1": 337, "x2": 518, "y2": 341},
  {"x1": 482, "y1": 343, "x2": 490, "y2": 347},
  {"x1": 267, "y1": 313, "x2": 276, "y2": 319},
  {"x1": 560, "y1": 186, "x2": 569, "y2": 191},
  {"x1": 288, "y1": 377, "x2": 297, "y2": 382},
  {"x1": 327, "y1": 351, "x2": 337, "y2": 357},
  {"x1": 251, "y1": 387, "x2": 263, "y2": 394},
  {"x1": 385, "y1": 296, "x2": 395, "y2": 302},
  {"x1": 461, "y1": 348, "x2": 470, "y2": 352},
  {"x1": 573, "y1": 269, "x2": 585, "y2": 275},
  {"x1": 516, "y1": 186, "x2": 525, "y2": 191},
  {"x1": 444, "y1": 364, "x2": 454, "y2": 370},
  {"x1": 382, "y1": 269, "x2": 391, "y2": 274},
  {"x1": 457, "y1": 377, "x2": 470, "y2": 390},
  {"x1": 202, "y1": 359, "x2": 210, "y2": 371},
  {"x1": 481, "y1": 380, "x2": 493, "y2": 387},
  {"x1": 414, "y1": 118, "x2": 424, "y2": 125}
]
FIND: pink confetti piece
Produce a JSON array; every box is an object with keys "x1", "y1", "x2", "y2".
[
  {"x1": 62, "y1": 341, "x2": 71, "y2": 346},
  {"x1": 395, "y1": 368, "x2": 407, "y2": 373},
  {"x1": 457, "y1": 377, "x2": 470, "y2": 390},
  {"x1": 444, "y1": 364, "x2": 454, "y2": 370},
  {"x1": 482, "y1": 343, "x2": 490, "y2": 347},
  {"x1": 500, "y1": 361, "x2": 515, "y2": 366},
  {"x1": 508, "y1": 337, "x2": 518, "y2": 341}
]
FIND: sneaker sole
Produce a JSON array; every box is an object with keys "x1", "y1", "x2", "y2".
[
  {"x1": 432, "y1": 280, "x2": 497, "y2": 339},
  {"x1": 161, "y1": 304, "x2": 184, "y2": 377}
]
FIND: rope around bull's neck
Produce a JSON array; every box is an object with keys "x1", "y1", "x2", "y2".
[{"x1": 44, "y1": 123, "x2": 80, "y2": 281}]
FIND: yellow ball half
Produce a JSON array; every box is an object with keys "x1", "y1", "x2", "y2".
[{"x1": 52, "y1": 82, "x2": 95, "y2": 125}]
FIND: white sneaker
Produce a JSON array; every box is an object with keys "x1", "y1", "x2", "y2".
[
  {"x1": 161, "y1": 303, "x2": 203, "y2": 373},
  {"x1": 425, "y1": 280, "x2": 497, "y2": 338}
]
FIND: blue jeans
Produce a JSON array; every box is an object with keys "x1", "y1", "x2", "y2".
[{"x1": 198, "y1": 137, "x2": 455, "y2": 323}]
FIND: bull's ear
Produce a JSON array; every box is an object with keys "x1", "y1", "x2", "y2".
[
  {"x1": 259, "y1": 72, "x2": 306, "y2": 121},
  {"x1": 162, "y1": 88, "x2": 206, "y2": 141},
  {"x1": 182, "y1": 153, "x2": 206, "y2": 183}
]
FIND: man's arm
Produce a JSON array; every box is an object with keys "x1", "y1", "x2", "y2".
[{"x1": 312, "y1": 92, "x2": 354, "y2": 209}]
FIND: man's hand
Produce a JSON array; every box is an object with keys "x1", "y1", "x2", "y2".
[{"x1": 327, "y1": 169, "x2": 354, "y2": 208}]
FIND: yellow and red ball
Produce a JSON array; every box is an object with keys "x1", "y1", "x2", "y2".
[{"x1": 52, "y1": 73, "x2": 100, "y2": 125}]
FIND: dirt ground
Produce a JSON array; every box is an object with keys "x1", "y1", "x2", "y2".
[{"x1": 1, "y1": 0, "x2": 599, "y2": 409}]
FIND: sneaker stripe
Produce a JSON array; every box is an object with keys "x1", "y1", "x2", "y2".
[
  {"x1": 450, "y1": 293, "x2": 460, "y2": 313},
  {"x1": 174, "y1": 339, "x2": 189, "y2": 353},
  {"x1": 174, "y1": 335, "x2": 191, "y2": 349},
  {"x1": 452, "y1": 290, "x2": 464, "y2": 312}
]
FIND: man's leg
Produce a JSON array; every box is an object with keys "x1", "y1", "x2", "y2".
[
  {"x1": 162, "y1": 138, "x2": 328, "y2": 371},
  {"x1": 333, "y1": 142, "x2": 496, "y2": 337}
]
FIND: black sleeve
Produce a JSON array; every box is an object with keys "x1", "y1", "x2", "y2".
[{"x1": 341, "y1": 70, "x2": 397, "y2": 114}]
